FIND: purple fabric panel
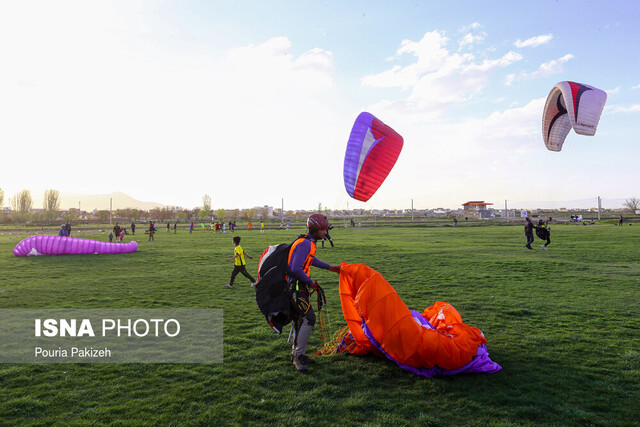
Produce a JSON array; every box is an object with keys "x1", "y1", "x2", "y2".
[
  {"x1": 361, "y1": 317, "x2": 502, "y2": 378},
  {"x1": 344, "y1": 112, "x2": 374, "y2": 197},
  {"x1": 410, "y1": 310, "x2": 434, "y2": 329},
  {"x1": 13, "y1": 236, "x2": 137, "y2": 256}
]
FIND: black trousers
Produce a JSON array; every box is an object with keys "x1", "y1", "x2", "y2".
[
  {"x1": 525, "y1": 232, "x2": 534, "y2": 247},
  {"x1": 229, "y1": 265, "x2": 256, "y2": 285}
]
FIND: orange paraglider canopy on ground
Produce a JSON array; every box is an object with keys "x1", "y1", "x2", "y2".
[{"x1": 336, "y1": 263, "x2": 501, "y2": 375}]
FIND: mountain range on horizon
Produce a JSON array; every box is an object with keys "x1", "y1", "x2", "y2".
[{"x1": 32, "y1": 192, "x2": 166, "y2": 212}]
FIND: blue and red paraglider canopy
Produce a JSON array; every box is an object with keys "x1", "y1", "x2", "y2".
[{"x1": 343, "y1": 112, "x2": 403, "y2": 202}]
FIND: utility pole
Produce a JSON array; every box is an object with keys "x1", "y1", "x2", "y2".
[
  {"x1": 411, "y1": 199, "x2": 414, "y2": 221},
  {"x1": 597, "y1": 196, "x2": 602, "y2": 220}
]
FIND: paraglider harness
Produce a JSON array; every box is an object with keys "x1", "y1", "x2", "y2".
[
  {"x1": 536, "y1": 224, "x2": 550, "y2": 240},
  {"x1": 254, "y1": 234, "x2": 327, "y2": 342}
]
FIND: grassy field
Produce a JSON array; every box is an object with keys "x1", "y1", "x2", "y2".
[{"x1": 1, "y1": 222, "x2": 639, "y2": 426}]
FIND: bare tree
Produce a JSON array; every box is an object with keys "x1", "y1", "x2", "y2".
[
  {"x1": 11, "y1": 189, "x2": 33, "y2": 214},
  {"x1": 203, "y1": 194, "x2": 212, "y2": 213},
  {"x1": 244, "y1": 208, "x2": 255, "y2": 220},
  {"x1": 623, "y1": 197, "x2": 640, "y2": 212},
  {"x1": 258, "y1": 207, "x2": 269, "y2": 219},
  {"x1": 97, "y1": 210, "x2": 110, "y2": 222},
  {"x1": 43, "y1": 189, "x2": 61, "y2": 222}
]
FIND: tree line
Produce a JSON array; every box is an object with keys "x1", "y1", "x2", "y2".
[
  {"x1": 0, "y1": 190, "x2": 290, "y2": 224},
  {"x1": 2, "y1": 189, "x2": 638, "y2": 224}
]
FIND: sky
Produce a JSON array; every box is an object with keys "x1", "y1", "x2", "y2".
[{"x1": 1, "y1": 0, "x2": 639, "y2": 211}]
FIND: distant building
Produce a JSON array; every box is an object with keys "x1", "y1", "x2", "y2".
[{"x1": 462, "y1": 201, "x2": 494, "y2": 218}]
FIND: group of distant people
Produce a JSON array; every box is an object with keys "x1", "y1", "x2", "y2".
[{"x1": 109, "y1": 223, "x2": 129, "y2": 243}]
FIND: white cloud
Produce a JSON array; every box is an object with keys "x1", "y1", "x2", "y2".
[
  {"x1": 514, "y1": 34, "x2": 553, "y2": 48},
  {"x1": 458, "y1": 32, "x2": 486, "y2": 50},
  {"x1": 507, "y1": 54, "x2": 574, "y2": 84},
  {"x1": 606, "y1": 104, "x2": 640, "y2": 113},
  {"x1": 531, "y1": 54, "x2": 574, "y2": 77},
  {"x1": 505, "y1": 73, "x2": 516, "y2": 86},
  {"x1": 631, "y1": 84, "x2": 640, "y2": 90},
  {"x1": 361, "y1": 31, "x2": 522, "y2": 117},
  {"x1": 459, "y1": 22, "x2": 482, "y2": 32}
]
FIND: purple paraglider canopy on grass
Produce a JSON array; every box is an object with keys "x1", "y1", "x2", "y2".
[{"x1": 13, "y1": 235, "x2": 138, "y2": 256}]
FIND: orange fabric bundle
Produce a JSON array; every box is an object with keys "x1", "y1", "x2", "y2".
[{"x1": 338, "y1": 263, "x2": 488, "y2": 370}]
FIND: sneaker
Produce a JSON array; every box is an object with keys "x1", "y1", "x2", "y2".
[
  {"x1": 526, "y1": 245, "x2": 532, "y2": 250},
  {"x1": 223, "y1": 284, "x2": 233, "y2": 289},
  {"x1": 541, "y1": 245, "x2": 547, "y2": 250},
  {"x1": 292, "y1": 355, "x2": 308, "y2": 372},
  {"x1": 250, "y1": 282, "x2": 257, "y2": 287}
]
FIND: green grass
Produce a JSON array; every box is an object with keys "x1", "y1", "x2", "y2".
[{"x1": 1, "y1": 222, "x2": 639, "y2": 425}]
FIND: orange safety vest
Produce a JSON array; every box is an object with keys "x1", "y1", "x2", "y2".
[{"x1": 287, "y1": 235, "x2": 316, "y2": 280}]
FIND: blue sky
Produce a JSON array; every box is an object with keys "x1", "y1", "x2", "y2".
[{"x1": 1, "y1": 0, "x2": 638, "y2": 211}]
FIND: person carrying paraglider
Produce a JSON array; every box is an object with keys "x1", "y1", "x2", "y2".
[
  {"x1": 287, "y1": 213, "x2": 341, "y2": 372},
  {"x1": 535, "y1": 218, "x2": 551, "y2": 250}
]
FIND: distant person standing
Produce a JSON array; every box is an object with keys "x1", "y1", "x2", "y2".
[
  {"x1": 248, "y1": 221, "x2": 252, "y2": 231},
  {"x1": 286, "y1": 220, "x2": 290, "y2": 230},
  {"x1": 453, "y1": 217, "x2": 458, "y2": 227},
  {"x1": 66, "y1": 222, "x2": 72, "y2": 236},
  {"x1": 174, "y1": 222, "x2": 177, "y2": 233},
  {"x1": 131, "y1": 222, "x2": 136, "y2": 235},
  {"x1": 619, "y1": 215, "x2": 624, "y2": 226},
  {"x1": 148, "y1": 221, "x2": 155, "y2": 241},
  {"x1": 321, "y1": 216, "x2": 334, "y2": 248},
  {"x1": 524, "y1": 217, "x2": 535, "y2": 250},
  {"x1": 190, "y1": 222, "x2": 194, "y2": 233},
  {"x1": 113, "y1": 223, "x2": 122, "y2": 243},
  {"x1": 260, "y1": 221, "x2": 265, "y2": 234},
  {"x1": 167, "y1": 222, "x2": 171, "y2": 234},
  {"x1": 223, "y1": 236, "x2": 256, "y2": 289}
]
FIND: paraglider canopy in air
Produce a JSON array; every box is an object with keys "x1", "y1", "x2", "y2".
[
  {"x1": 343, "y1": 112, "x2": 403, "y2": 202},
  {"x1": 542, "y1": 81, "x2": 607, "y2": 152}
]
